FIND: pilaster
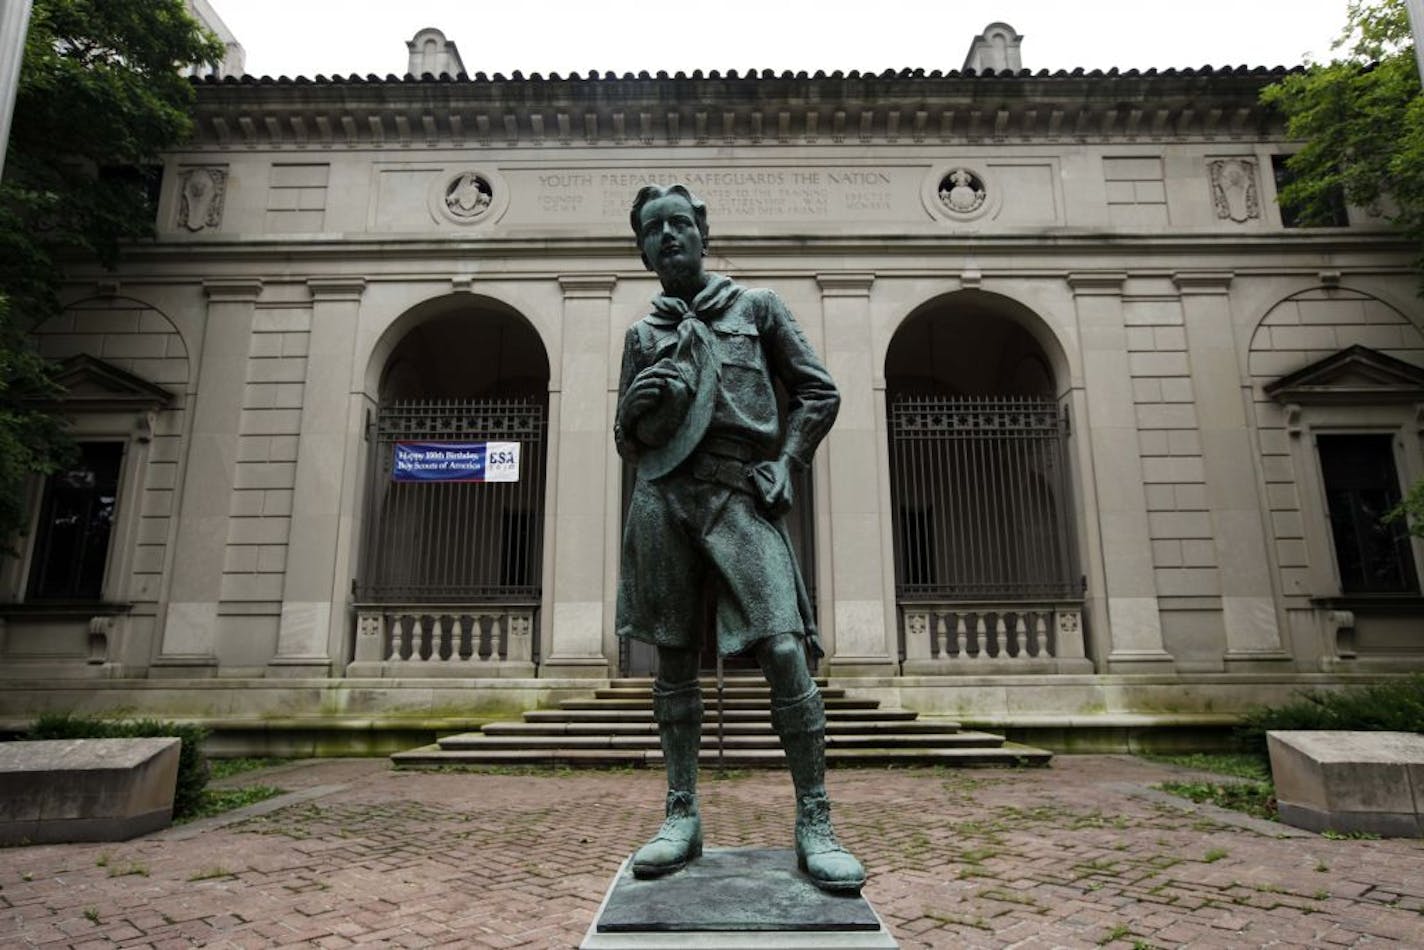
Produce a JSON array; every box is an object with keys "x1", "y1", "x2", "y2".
[
  {"x1": 154, "y1": 277, "x2": 262, "y2": 675},
  {"x1": 268, "y1": 278, "x2": 366, "y2": 677},
  {"x1": 1173, "y1": 271, "x2": 1289, "y2": 665},
  {"x1": 816, "y1": 274, "x2": 897, "y2": 676},
  {"x1": 542, "y1": 274, "x2": 618, "y2": 677},
  {"x1": 1068, "y1": 272, "x2": 1174, "y2": 672}
]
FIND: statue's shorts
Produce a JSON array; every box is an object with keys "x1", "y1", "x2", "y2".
[{"x1": 616, "y1": 465, "x2": 806, "y2": 657}]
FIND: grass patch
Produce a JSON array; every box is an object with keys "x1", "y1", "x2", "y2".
[
  {"x1": 187, "y1": 866, "x2": 236, "y2": 882},
  {"x1": 1143, "y1": 752, "x2": 1270, "y2": 781},
  {"x1": 177, "y1": 785, "x2": 285, "y2": 823},
  {"x1": 1157, "y1": 778, "x2": 1276, "y2": 821},
  {"x1": 106, "y1": 862, "x2": 148, "y2": 878},
  {"x1": 209, "y1": 758, "x2": 286, "y2": 782},
  {"x1": 1098, "y1": 923, "x2": 1131, "y2": 945}
]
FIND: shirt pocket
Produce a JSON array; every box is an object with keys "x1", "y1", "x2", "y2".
[{"x1": 716, "y1": 329, "x2": 774, "y2": 408}]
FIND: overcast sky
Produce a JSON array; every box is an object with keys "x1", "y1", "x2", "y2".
[{"x1": 212, "y1": 1, "x2": 1354, "y2": 79}]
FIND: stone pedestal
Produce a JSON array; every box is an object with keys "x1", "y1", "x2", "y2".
[
  {"x1": 0, "y1": 738, "x2": 181, "y2": 845},
  {"x1": 582, "y1": 848, "x2": 898, "y2": 949},
  {"x1": 1268, "y1": 730, "x2": 1424, "y2": 837}
]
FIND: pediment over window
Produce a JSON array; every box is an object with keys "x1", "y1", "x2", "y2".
[
  {"x1": 44, "y1": 354, "x2": 174, "y2": 410},
  {"x1": 1264, "y1": 345, "x2": 1424, "y2": 405}
]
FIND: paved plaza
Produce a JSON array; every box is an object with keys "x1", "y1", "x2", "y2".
[{"x1": 0, "y1": 755, "x2": 1421, "y2": 948}]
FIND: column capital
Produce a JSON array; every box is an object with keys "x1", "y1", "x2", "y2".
[
  {"x1": 816, "y1": 273, "x2": 875, "y2": 297},
  {"x1": 1066, "y1": 272, "x2": 1127, "y2": 296},
  {"x1": 1171, "y1": 271, "x2": 1234, "y2": 295},
  {"x1": 202, "y1": 277, "x2": 263, "y2": 302},
  {"x1": 307, "y1": 277, "x2": 367, "y2": 301},
  {"x1": 558, "y1": 274, "x2": 619, "y2": 299}
]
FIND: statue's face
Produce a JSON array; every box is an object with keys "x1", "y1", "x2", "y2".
[{"x1": 638, "y1": 193, "x2": 704, "y2": 282}]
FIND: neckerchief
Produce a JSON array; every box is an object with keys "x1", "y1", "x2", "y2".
[{"x1": 647, "y1": 273, "x2": 743, "y2": 326}]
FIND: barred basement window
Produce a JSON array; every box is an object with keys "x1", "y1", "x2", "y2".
[
  {"x1": 26, "y1": 442, "x2": 123, "y2": 601},
  {"x1": 1317, "y1": 434, "x2": 1418, "y2": 594}
]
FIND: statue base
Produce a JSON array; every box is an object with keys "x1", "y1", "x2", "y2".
[{"x1": 580, "y1": 848, "x2": 898, "y2": 948}]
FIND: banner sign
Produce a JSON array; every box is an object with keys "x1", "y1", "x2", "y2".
[{"x1": 392, "y1": 441, "x2": 520, "y2": 483}]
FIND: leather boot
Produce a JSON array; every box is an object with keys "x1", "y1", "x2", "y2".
[
  {"x1": 771, "y1": 686, "x2": 866, "y2": 894},
  {"x1": 632, "y1": 679, "x2": 703, "y2": 878}
]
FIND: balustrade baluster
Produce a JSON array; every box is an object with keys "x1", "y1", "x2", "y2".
[
  {"x1": 398, "y1": 613, "x2": 415, "y2": 660},
  {"x1": 437, "y1": 614, "x2": 454, "y2": 661},
  {"x1": 418, "y1": 614, "x2": 436, "y2": 661},
  {"x1": 954, "y1": 611, "x2": 968, "y2": 658},
  {"x1": 477, "y1": 614, "x2": 495, "y2": 660}
]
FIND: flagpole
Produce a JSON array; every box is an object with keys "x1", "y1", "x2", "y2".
[
  {"x1": 1407, "y1": 0, "x2": 1424, "y2": 82},
  {"x1": 0, "y1": 0, "x2": 33, "y2": 180}
]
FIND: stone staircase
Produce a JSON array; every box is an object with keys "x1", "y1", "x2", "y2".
[{"x1": 391, "y1": 677, "x2": 1053, "y2": 768}]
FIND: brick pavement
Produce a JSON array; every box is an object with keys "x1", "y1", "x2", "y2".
[{"x1": 0, "y1": 755, "x2": 1421, "y2": 948}]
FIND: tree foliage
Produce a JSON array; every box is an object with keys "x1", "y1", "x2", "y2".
[
  {"x1": 1261, "y1": 0, "x2": 1423, "y2": 236},
  {"x1": 1264, "y1": 2, "x2": 1424, "y2": 538},
  {"x1": 0, "y1": 0, "x2": 221, "y2": 545}
]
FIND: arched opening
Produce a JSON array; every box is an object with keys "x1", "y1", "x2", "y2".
[
  {"x1": 353, "y1": 298, "x2": 550, "y2": 671},
  {"x1": 885, "y1": 291, "x2": 1080, "y2": 668}
]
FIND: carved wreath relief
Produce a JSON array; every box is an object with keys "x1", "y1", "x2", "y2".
[
  {"x1": 1209, "y1": 159, "x2": 1259, "y2": 223},
  {"x1": 444, "y1": 171, "x2": 494, "y2": 219},
  {"x1": 177, "y1": 167, "x2": 227, "y2": 232},
  {"x1": 938, "y1": 168, "x2": 987, "y2": 215}
]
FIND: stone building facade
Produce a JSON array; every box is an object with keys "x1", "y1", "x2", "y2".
[{"x1": 2, "y1": 25, "x2": 1421, "y2": 739}]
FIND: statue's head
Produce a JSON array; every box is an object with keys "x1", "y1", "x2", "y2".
[{"x1": 630, "y1": 184, "x2": 709, "y2": 281}]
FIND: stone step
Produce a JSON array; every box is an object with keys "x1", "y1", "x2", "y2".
[
  {"x1": 607, "y1": 677, "x2": 829, "y2": 689},
  {"x1": 435, "y1": 730, "x2": 1003, "y2": 752},
  {"x1": 391, "y1": 676, "x2": 1054, "y2": 770},
  {"x1": 392, "y1": 743, "x2": 1052, "y2": 769},
  {"x1": 591, "y1": 686, "x2": 850, "y2": 701},
  {"x1": 480, "y1": 719, "x2": 964, "y2": 737},
  {"x1": 523, "y1": 708, "x2": 923, "y2": 724},
  {"x1": 559, "y1": 697, "x2": 880, "y2": 711}
]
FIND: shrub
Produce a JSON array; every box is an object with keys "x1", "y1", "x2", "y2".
[
  {"x1": 25, "y1": 713, "x2": 210, "y2": 818},
  {"x1": 1238, "y1": 674, "x2": 1424, "y2": 754}
]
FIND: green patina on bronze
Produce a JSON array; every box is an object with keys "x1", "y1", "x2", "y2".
[{"x1": 613, "y1": 184, "x2": 866, "y2": 896}]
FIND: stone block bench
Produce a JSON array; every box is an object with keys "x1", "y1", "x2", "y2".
[
  {"x1": 0, "y1": 738, "x2": 181, "y2": 845},
  {"x1": 1267, "y1": 730, "x2": 1424, "y2": 837}
]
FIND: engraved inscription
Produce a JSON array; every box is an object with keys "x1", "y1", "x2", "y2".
[{"x1": 524, "y1": 167, "x2": 899, "y2": 223}]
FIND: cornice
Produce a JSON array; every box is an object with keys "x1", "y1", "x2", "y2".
[
  {"x1": 90, "y1": 231, "x2": 1417, "y2": 272},
  {"x1": 187, "y1": 68, "x2": 1294, "y2": 151}
]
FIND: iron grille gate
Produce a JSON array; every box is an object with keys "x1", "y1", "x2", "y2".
[
  {"x1": 356, "y1": 398, "x2": 548, "y2": 608},
  {"x1": 889, "y1": 395, "x2": 1077, "y2": 602}
]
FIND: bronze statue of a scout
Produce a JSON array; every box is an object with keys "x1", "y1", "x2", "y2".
[{"x1": 614, "y1": 184, "x2": 865, "y2": 893}]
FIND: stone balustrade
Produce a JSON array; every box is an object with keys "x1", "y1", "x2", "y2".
[
  {"x1": 900, "y1": 602, "x2": 1090, "y2": 674},
  {"x1": 349, "y1": 605, "x2": 536, "y2": 677}
]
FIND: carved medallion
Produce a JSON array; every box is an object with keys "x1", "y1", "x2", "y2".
[
  {"x1": 938, "y1": 168, "x2": 987, "y2": 215},
  {"x1": 444, "y1": 171, "x2": 494, "y2": 219},
  {"x1": 178, "y1": 167, "x2": 227, "y2": 232},
  {"x1": 1209, "y1": 159, "x2": 1259, "y2": 223}
]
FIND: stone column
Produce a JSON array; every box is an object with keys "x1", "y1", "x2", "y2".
[
  {"x1": 154, "y1": 278, "x2": 262, "y2": 675},
  {"x1": 1174, "y1": 272, "x2": 1288, "y2": 663},
  {"x1": 268, "y1": 278, "x2": 366, "y2": 677},
  {"x1": 1068, "y1": 273, "x2": 1174, "y2": 671},
  {"x1": 541, "y1": 275, "x2": 617, "y2": 678},
  {"x1": 817, "y1": 274, "x2": 897, "y2": 675}
]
